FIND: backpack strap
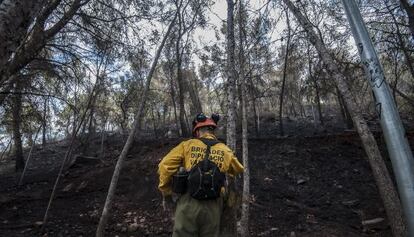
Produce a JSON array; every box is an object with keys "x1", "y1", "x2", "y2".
[{"x1": 198, "y1": 138, "x2": 221, "y2": 170}]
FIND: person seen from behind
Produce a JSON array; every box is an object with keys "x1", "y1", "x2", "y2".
[{"x1": 158, "y1": 113, "x2": 244, "y2": 237}]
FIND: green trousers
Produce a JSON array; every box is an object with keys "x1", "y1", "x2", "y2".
[{"x1": 172, "y1": 193, "x2": 223, "y2": 237}]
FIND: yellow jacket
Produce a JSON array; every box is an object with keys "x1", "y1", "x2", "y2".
[{"x1": 158, "y1": 134, "x2": 244, "y2": 196}]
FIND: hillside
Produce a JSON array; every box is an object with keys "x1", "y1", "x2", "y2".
[{"x1": 1, "y1": 129, "x2": 412, "y2": 237}]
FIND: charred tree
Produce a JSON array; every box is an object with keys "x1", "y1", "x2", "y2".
[{"x1": 279, "y1": 9, "x2": 291, "y2": 136}]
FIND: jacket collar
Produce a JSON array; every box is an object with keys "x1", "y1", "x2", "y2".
[{"x1": 199, "y1": 133, "x2": 217, "y2": 140}]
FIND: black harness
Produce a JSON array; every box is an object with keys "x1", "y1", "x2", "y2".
[{"x1": 172, "y1": 138, "x2": 226, "y2": 200}]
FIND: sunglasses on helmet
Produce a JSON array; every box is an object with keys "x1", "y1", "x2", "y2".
[{"x1": 193, "y1": 113, "x2": 220, "y2": 126}]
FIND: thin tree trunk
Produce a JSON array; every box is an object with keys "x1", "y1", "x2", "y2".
[
  {"x1": 0, "y1": 139, "x2": 12, "y2": 161},
  {"x1": 336, "y1": 87, "x2": 352, "y2": 129},
  {"x1": 283, "y1": 1, "x2": 406, "y2": 236},
  {"x1": 151, "y1": 106, "x2": 159, "y2": 139},
  {"x1": 391, "y1": 51, "x2": 400, "y2": 104},
  {"x1": 176, "y1": 58, "x2": 189, "y2": 136},
  {"x1": 307, "y1": 48, "x2": 324, "y2": 125},
  {"x1": 252, "y1": 98, "x2": 260, "y2": 137},
  {"x1": 222, "y1": 1, "x2": 237, "y2": 236},
  {"x1": 100, "y1": 120, "x2": 106, "y2": 159},
  {"x1": 279, "y1": 10, "x2": 291, "y2": 136},
  {"x1": 12, "y1": 78, "x2": 24, "y2": 171},
  {"x1": 42, "y1": 97, "x2": 47, "y2": 147},
  {"x1": 95, "y1": 13, "x2": 177, "y2": 237},
  {"x1": 314, "y1": 82, "x2": 323, "y2": 125},
  {"x1": 239, "y1": 0, "x2": 250, "y2": 235},
  {"x1": 18, "y1": 126, "x2": 41, "y2": 185},
  {"x1": 226, "y1": 0, "x2": 237, "y2": 152},
  {"x1": 187, "y1": 73, "x2": 203, "y2": 114},
  {"x1": 170, "y1": 77, "x2": 180, "y2": 137},
  {"x1": 175, "y1": 9, "x2": 190, "y2": 137}
]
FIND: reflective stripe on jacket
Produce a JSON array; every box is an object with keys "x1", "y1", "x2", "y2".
[{"x1": 158, "y1": 134, "x2": 244, "y2": 196}]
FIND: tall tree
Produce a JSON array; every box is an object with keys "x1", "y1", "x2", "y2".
[
  {"x1": 279, "y1": 9, "x2": 291, "y2": 136},
  {"x1": 96, "y1": 12, "x2": 177, "y2": 237},
  {"x1": 238, "y1": 1, "x2": 250, "y2": 236},
  {"x1": 221, "y1": 1, "x2": 238, "y2": 236}
]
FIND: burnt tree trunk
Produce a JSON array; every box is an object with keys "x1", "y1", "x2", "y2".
[
  {"x1": 279, "y1": 9, "x2": 291, "y2": 136},
  {"x1": 221, "y1": 1, "x2": 237, "y2": 236},
  {"x1": 175, "y1": 27, "x2": 190, "y2": 136},
  {"x1": 239, "y1": 0, "x2": 250, "y2": 235}
]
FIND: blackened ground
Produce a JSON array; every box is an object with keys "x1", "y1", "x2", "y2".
[{"x1": 0, "y1": 131, "x2": 413, "y2": 237}]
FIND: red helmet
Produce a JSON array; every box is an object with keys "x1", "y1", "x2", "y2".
[{"x1": 192, "y1": 113, "x2": 220, "y2": 134}]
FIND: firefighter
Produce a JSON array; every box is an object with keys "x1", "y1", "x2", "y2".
[{"x1": 158, "y1": 113, "x2": 244, "y2": 237}]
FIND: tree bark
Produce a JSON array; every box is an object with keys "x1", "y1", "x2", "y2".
[
  {"x1": 239, "y1": 1, "x2": 250, "y2": 236},
  {"x1": 175, "y1": 10, "x2": 189, "y2": 137},
  {"x1": 283, "y1": 1, "x2": 407, "y2": 236},
  {"x1": 307, "y1": 47, "x2": 324, "y2": 125},
  {"x1": 42, "y1": 97, "x2": 47, "y2": 147},
  {"x1": 336, "y1": 87, "x2": 353, "y2": 129},
  {"x1": 252, "y1": 98, "x2": 260, "y2": 137},
  {"x1": 279, "y1": 10, "x2": 291, "y2": 136},
  {"x1": 221, "y1": 1, "x2": 237, "y2": 236},
  {"x1": 95, "y1": 13, "x2": 177, "y2": 237},
  {"x1": 169, "y1": 70, "x2": 180, "y2": 137},
  {"x1": 186, "y1": 72, "x2": 203, "y2": 114},
  {"x1": 226, "y1": 0, "x2": 237, "y2": 151}
]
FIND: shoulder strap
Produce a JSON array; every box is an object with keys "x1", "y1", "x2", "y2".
[{"x1": 198, "y1": 138, "x2": 221, "y2": 166}]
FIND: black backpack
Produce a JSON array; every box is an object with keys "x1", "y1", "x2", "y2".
[{"x1": 187, "y1": 138, "x2": 226, "y2": 200}]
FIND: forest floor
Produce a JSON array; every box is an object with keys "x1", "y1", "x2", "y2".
[{"x1": 0, "y1": 118, "x2": 413, "y2": 237}]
